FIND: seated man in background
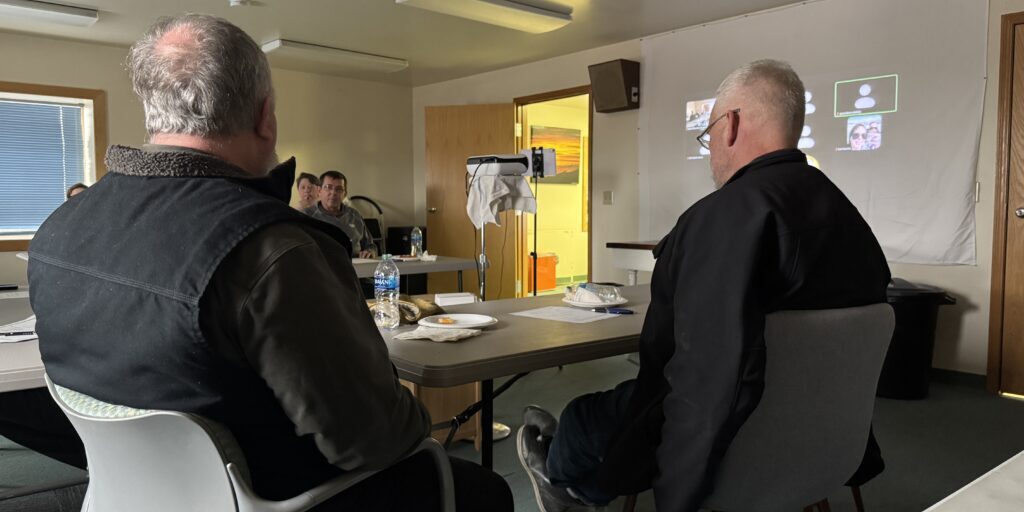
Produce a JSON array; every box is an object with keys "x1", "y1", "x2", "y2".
[
  {"x1": 28, "y1": 14, "x2": 511, "y2": 512},
  {"x1": 518, "y1": 60, "x2": 891, "y2": 512},
  {"x1": 66, "y1": 182, "x2": 88, "y2": 199},
  {"x1": 304, "y1": 170, "x2": 377, "y2": 258},
  {"x1": 294, "y1": 172, "x2": 319, "y2": 211}
]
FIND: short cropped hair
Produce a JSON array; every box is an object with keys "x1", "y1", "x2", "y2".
[
  {"x1": 66, "y1": 183, "x2": 88, "y2": 199},
  {"x1": 127, "y1": 14, "x2": 273, "y2": 137},
  {"x1": 716, "y1": 59, "x2": 805, "y2": 146},
  {"x1": 319, "y1": 170, "x2": 346, "y2": 187},
  {"x1": 296, "y1": 172, "x2": 319, "y2": 187}
]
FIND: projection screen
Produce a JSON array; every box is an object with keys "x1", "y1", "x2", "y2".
[{"x1": 638, "y1": 0, "x2": 987, "y2": 264}]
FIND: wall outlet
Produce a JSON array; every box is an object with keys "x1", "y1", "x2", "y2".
[{"x1": 603, "y1": 190, "x2": 614, "y2": 205}]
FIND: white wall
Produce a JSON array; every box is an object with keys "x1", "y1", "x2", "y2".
[
  {"x1": 411, "y1": 39, "x2": 643, "y2": 287},
  {"x1": 0, "y1": 30, "x2": 415, "y2": 285}
]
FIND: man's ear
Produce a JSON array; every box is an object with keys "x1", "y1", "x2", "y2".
[
  {"x1": 725, "y1": 110, "x2": 740, "y2": 147},
  {"x1": 256, "y1": 96, "x2": 276, "y2": 142}
]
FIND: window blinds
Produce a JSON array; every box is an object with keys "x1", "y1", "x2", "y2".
[{"x1": 0, "y1": 99, "x2": 86, "y2": 235}]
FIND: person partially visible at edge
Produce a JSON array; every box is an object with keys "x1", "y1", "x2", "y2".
[
  {"x1": 295, "y1": 172, "x2": 319, "y2": 211},
  {"x1": 516, "y1": 59, "x2": 891, "y2": 512},
  {"x1": 66, "y1": 183, "x2": 88, "y2": 199},
  {"x1": 26, "y1": 13, "x2": 511, "y2": 512},
  {"x1": 303, "y1": 170, "x2": 377, "y2": 258}
]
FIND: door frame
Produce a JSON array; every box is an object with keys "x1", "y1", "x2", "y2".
[
  {"x1": 987, "y1": 12, "x2": 1024, "y2": 393},
  {"x1": 513, "y1": 85, "x2": 594, "y2": 295}
]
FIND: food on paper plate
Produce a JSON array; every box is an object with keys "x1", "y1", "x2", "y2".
[{"x1": 436, "y1": 317, "x2": 456, "y2": 325}]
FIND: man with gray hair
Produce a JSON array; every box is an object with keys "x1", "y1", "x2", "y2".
[
  {"x1": 28, "y1": 14, "x2": 511, "y2": 511},
  {"x1": 517, "y1": 59, "x2": 890, "y2": 511}
]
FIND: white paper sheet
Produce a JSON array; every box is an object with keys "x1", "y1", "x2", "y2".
[
  {"x1": 0, "y1": 315, "x2": 37, "y2": 343},
  {"x1": 0, "y1": 290, "x2": 29, "y2": 300},
  {"x1": 511, "y1": 306, "x2": 616, "y2": 324}
]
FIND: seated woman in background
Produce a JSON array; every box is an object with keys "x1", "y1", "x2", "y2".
[{"x1": 294, "y1": 172, "x2": 319, "y2": 211}]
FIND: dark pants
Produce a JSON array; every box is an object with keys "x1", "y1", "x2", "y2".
[
  {"x1": 546, "y1": 379, "x2": 884, "y2": 505},
  {"x1": 315, "y1": 451, "x2": 513, "y2": 512},
  {"x1": 0, "y1": 387, "x2": 86, "y2": 469},
  {"x1": 547, "y1": 379, "x2": 636, "y2": 505}
]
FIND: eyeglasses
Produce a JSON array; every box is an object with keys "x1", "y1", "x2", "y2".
[
  {"x1": 850, "y1": 132, "x2": 867, "y2": 140},
  {"x1": 696, "y1": 109, "x2": 740, "y2": 150},
  {"x1": 321, "y1": 184, "x2": 346, "y2": 192}
]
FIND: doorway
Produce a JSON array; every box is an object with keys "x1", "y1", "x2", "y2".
[
  {"x1": 989, "y1": 12, "x2": 1024, "y2": 395},
  {"x1": 515, "y1": 86, "x2": 593, "y2": 297}
]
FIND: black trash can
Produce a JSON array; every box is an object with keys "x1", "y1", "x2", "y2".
[{"x1": 876, "y1": 278, "x2": 956, "y2": 399}]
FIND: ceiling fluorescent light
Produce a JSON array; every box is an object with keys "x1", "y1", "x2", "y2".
[
  {"x1": 396, "y1": 0, "x2": 572, "y2": 34},
  {"x1": 0, "y1": 0, "x2": 98, "y2": 27},
  {"x1": 261, "y1": 39, "x2": 409, "y2": 76}
]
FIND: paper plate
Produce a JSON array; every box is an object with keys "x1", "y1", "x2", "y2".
[
  {"x1": 419, "y1": 314, "x2": 498, "y2": 329},
  {"x1": 561, "y1": 297, "x2": 628, "y2": 309}
]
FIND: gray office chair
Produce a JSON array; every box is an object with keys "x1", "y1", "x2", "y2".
[
  {"x1": 45, "y1": 375, "x2": 454, "y2": 512},
  {"x1": 623, "y1": 304, "x2": 894, "y2": 512},
  {"x1": 702, "y1": 304, "x2": 894, "y2": 512}
]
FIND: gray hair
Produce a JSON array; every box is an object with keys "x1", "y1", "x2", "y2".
[
  {"x1": 716, "y1": 59, "x2": 805, "y2": 146},
  {"x1": 127, "y1": 14, "x2": 272, "y2": 137}
]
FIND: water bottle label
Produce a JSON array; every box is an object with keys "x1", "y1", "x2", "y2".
[{"x1": 374, "y1": 275, "x2": 399, "y2": 290}]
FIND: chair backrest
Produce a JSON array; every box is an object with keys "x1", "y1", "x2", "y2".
[
  {"x1": 45, "y1": 376, "x2": 244, "y2": 512},
  {"x1": 702, "y1": 304, "x2": 895, "y2": 512},
  {"x1": 348, "y1": 196, "x2": 386, "y2": 253}
]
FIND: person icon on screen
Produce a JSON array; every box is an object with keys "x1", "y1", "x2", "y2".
[{"x1": 849, "y1": 124, "x2": 868, "y2": 151}]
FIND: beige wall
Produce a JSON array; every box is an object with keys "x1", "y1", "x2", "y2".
[
  {"x1": 412, "y1": 39, "x2": 643, "y2": 289},
  {"x1": 273, "y1": 69, "x2": 413, "y2": 223},
  {"x1": 0, "y1": 30, "x2": 415, "y2": 286}
]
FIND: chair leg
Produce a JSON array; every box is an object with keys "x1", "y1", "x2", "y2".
[
  {"x1": 851, "y1": 485, "x2": 865, "y2": 512},
  {"x1": 622, "y1": 493, "x2": 637, "y2": 512},
  {"x1": 816, "y1": 498, "x2": 832, "y2": 512}
]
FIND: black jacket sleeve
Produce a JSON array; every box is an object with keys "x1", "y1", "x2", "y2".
[{"x1": 653, "y1": 204, "x2": 774, "y2": 511}]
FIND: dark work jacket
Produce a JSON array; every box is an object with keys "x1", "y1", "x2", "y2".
[
  {"x1": 593, "y1": 149, "x2": 891, "y2": 511},
  {"x1": 27, "y1": 146, "x2": 365, "y2": 499}
]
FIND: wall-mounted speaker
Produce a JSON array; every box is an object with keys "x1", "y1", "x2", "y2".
[{"x1": 588, "y1": 59, "x2": 640, "y2": 113}]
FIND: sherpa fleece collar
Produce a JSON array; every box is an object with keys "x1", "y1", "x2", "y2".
[{"x1": 104, "y1": 144, "x2": 297, "y2": 203}]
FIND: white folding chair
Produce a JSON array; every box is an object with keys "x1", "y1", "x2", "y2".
[{"x1": 45, "y1": 375, "x2": 454, "y2": 512}]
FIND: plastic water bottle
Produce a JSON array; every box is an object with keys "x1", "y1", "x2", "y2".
[
  {"x1": 410, "y1": 227, "x2": 423, "y2": 257},
  {"x1": 373, "y1": 254, "x2": 401, "y2": 329}
]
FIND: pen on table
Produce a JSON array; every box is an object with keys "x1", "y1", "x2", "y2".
[
  {"x1": 1, "y1": 331, "x2": 35, "y2": 336},
  {"x1": 590, "y1": 307, "x2": 634, "y2": 315}
]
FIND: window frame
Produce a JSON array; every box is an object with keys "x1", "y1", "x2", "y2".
[{"x1": 0, "y1": 81, "x2": 107, "y2": 252}]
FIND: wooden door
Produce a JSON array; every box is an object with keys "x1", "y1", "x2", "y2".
[
  {"x1": 990, "y1": 14, "x2": 1024, "y2": 395},
  {"x1": 425, "y1": 104, "x2": 516, "y2": 300}
]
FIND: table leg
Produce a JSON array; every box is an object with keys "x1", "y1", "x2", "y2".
[
  {"x1": 458, "y1": 271, "x2": 463, "y2": 292},
  {"x1": 481, "y1": 379, "x2": 493, "y2": 469}
]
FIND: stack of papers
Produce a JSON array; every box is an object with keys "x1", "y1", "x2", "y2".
[
  {"x1": 511, "y1": 307, "x2": 616, "y2": 324},
  {"x1": 435, "y1": 293, "x2": 477, "y2": 307},
  {"x1": 0, "y1": 315, "x2": 37, "y2": 343}
]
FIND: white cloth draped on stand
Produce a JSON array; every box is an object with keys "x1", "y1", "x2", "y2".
[{"x1": 466, "y1": 175, "x2": 536, "y2": 229}]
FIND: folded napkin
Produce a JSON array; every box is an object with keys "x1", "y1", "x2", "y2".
[{"x1": 393, "y1": 326, "x2": 482, "y2": 343}]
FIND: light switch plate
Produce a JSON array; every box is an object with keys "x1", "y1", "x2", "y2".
[{"x1": 603, "y1": 190, "x2": 614, "y2": 205}]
